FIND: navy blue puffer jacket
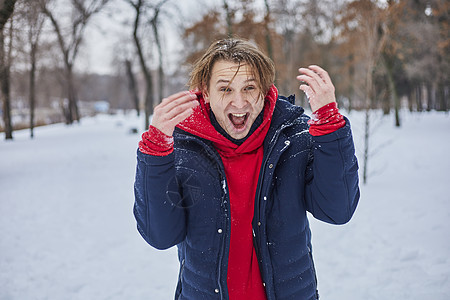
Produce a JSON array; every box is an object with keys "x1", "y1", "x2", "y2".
[{"x1": 134, "y1": 96, "x2": 360, "y2": 300}]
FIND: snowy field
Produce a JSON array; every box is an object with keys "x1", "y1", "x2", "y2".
[{"x1": 1, "y1": 109, "x2": 449, "y2": 299}]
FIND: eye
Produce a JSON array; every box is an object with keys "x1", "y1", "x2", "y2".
[
  {"x1": 220, "y1": 87, "x2": 232, "y2": 93},
  {"x1": 244, "y1": 85, "x2": 256, "y2": 92}
]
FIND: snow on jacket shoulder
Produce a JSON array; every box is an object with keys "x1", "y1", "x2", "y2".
[{"x1": 133, "y1": 96, "x2": 360, "y2": 300}]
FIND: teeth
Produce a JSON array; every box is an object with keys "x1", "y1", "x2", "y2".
[{"x1": 231, "y1": 113, "x2": 246, "y2": 117}]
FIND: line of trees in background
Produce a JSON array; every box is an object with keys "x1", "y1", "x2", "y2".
[
  {"x1": 183, "y1": 0, "x2": 448, "y2": 117},
  {"x1": 1, "y1": 0, "x2": 449, "y2": 141},
  {"x1": 1, "y1": 0, "x2": 113, "y2": 139}
]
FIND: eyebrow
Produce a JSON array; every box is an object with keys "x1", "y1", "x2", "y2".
[{"x1": 215, "y1": 78, "x2": 256, "y2": 86}]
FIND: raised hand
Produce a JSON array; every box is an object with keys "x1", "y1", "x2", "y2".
[
  {"x1": 297, "y1": 65, "x2": 336, "y2": 113},
  {"x1": 151, "y1": 91, "x2": 200, "y2": 136}
]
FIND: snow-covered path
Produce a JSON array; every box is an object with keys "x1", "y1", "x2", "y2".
[
  {"x1": 0, "y1": 115, "x2": 179, "y2": 299},
  {"x1": 310, "y1": 111, "x2": 450, "y2": 299},
  {"x1": 1, "y1": 111, "x2": 449, "y2": 299}
]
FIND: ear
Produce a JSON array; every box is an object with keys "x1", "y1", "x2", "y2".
[{"x1": 203, "y1": 88, "x2": 210, "y2": 103}]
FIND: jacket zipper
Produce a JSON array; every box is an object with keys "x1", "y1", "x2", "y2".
[
  {"x1": 255, "y1": 122, "x2": 292, "y2": 230},
  {"x1": 253, "y1": 122, "x2": 293, "y2": 295},
  {"x1": 217, "y1": 175, "x2": 229, "y2": 299}
]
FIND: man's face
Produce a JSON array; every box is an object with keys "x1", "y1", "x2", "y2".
[{"x1": 204, "y1": 60, "x2": 264, "y2": 140}]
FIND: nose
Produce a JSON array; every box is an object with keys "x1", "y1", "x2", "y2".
[{"x1": 232, "y1": 92, "x2": 247, "y2": 109}]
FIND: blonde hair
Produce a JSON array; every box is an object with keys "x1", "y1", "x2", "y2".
[{"x1": 188, "y1": 38, "x2": 275, "y2": 97}]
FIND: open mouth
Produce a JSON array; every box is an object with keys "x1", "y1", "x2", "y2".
[{"x1": 228, "y1": 113, "x2": 249, "y2": 130}]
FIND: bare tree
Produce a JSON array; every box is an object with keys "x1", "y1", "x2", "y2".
[
  {"x1": 263, "y1": 0, "x2": 273, "y2": 61},
  {"x1": 271, "y1": 0, "x2": 300, "y2": 96},
  {"x1": 380, "y1": 0, "x2": 411, "y2": 127},
  {"x1": 126, "y1": 0, "x2": 170, "y2": 129},
  {"x1": 223, "y1": 0, "x2": 233, "y2": 37},
  {"x1": 39, "y1": 0, "x2": 110, "y2": 124},
  {"x1": 125, "y1": 59, "x2": 140, "y2": 116},
  {"x1": 149, "y1": 0, "x2": 169, "y2": 114},
  {"x1": 127, "y1": 0, "x2": 154, "y2": 129},
  {"x1": 336, "y1": 0, "x2": 388, "y2": 184},
  {"x1": 0, "y1": 0, "x2": 16, "y2": 140},
  {"x1": 22, "y1": 1, "x2": 46, "y2": 138}
]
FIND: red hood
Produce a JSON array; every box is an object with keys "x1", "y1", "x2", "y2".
[{"x1": 177, "y1": 85, "x2": 278, "y2": 156}]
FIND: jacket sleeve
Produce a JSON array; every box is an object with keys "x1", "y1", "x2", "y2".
[
  {"x1": 133, "y1": 150, "x2": 186, "y2": 250},
  {"x1": 304, "y1": 117, "x2": 360, "y2": 225}
]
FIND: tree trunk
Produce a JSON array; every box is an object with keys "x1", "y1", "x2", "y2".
[
  {"x1": 263, "y1": 0, "x2": 273, "y2": 61},
  {"x1": 125, "y1": 59, "x2": 140, "y2": 116},
  {"x1": 363, "y1": 69, "x2": 372, "y2": 184},
  {"x1": 157, "y1": 64, "x2": 164, "y2": 102},
  {"x1": 151, "y1": 13, "x2": 164, "y2": 105},
  {"x1": 426, "y1": 83, "x2": 433, "y2": 111},
  {"x1": 363, "y1": 107, "x2": 370, "y2": 184},
  {"x1": 384, "y1": 57, "x2": 400, "y2": 126},
  {"x1": 0, "y1": 28, "x2": 12, "y2": 139},
  {"x1": 431, "y1": 82, "x2": 437, "y2": 111},
  {"x1": 394, "y1": 91, "x2": 400, "y2": 127},
  {"x1": 27, "y1": 2, "x2": 45, "y2": 137},
  {"x1": 416, "y1": 84, "x2": 422, "y2": 112},
  {"x1": 348, "y1": 54, "x2": 354, "y2": 112},
  {"x1": 144, "y1": 82, "x2": 152, "y2": 129},
  {"x1": 437, "y1": 84, "x2": 448, "y2": 112},
  {"x1": 0, "y1": 0, "x2": 15, "y2": 140},
  {"x1": 132, "y1": 1, "x2": 154, "y2": 129},
  {"x1": 223, "y1": 0, "x2": 232, "y2": 37},
  {"x1": 67, "y1": 66, "x2": 80, "y2": 123},
  {"x1": 135, "y1": 41, "x2": 153, "y2": 130},
  {"x1": 381, "y1": 92, "x2": 390, "y2": 115},
  {"x1": 408, "y1": 88, "x2": 414, "y2": 112},
  {"x1": 29, "y1": 45, "x2": 36, "y2": 138},
  {"x1": 363, "y1": 58, "x2": 375, "y2": 184},
  {"x1": 65, "y1": 66, "x2": 74, "y2": 124}
]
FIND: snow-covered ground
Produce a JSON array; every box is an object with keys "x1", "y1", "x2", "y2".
[{"x1": 1, "y1": 110, "x2": 449, "y2": 299}]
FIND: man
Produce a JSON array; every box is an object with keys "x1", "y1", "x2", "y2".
[{"x1": 134, "y1": 38, "x2": 359, "y2": 299}]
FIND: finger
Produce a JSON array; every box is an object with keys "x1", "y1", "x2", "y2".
[
  {"x1": 299, "y1": 84, "x2": 314, "y2": 101},
  {"x1": 160, "y1": 92, "x2": 198, "y2": 113},
  {"x1": 161, "y1": 91, "x2": 197, "y2": 108},
  {"x1": 168, "y1": 105, "x2": 195, "y2": 126},
  {"x1": 163, "y1": 91, "x2": 195, "y2": 103},
  {"x1": 165, "y1": 99, "x2": 199, "y2": 122},
  {"x1": 300, "y1": 84, "x2": 324, "y2": 112},
  {"x1": 308, "y1": 65, "x2": 333, "y2": 86},
  {"x1": 297, "y1": 73, "x2": 320, "y2": 93},
  {"x1": 153, "y1": 94, "x2": 197, "y2": 124},
  {"x1": 298, "y1": 67, "x2": 325, "y2": 86}
]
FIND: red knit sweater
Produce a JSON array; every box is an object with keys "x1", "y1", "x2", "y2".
[{"x1": 139, "y1": 88, "x2": 344, "y2": 299}]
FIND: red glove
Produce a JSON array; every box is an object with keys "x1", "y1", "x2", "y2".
[
  {"x1": 139, "y1": 125, "x2": 174, "y2": 156},
  {"x1": 308, "y1": 102, "x2": 345, "y2": 136}
]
